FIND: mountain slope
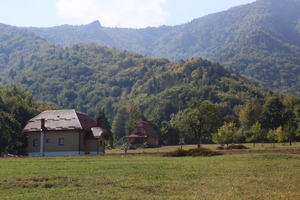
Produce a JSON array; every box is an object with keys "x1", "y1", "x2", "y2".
[
  {"x1": 0, "y1": 22, "x2": 273, "y2": 127},
  {"x1": 25, "y1": 0, "x2": 300, "y2": 95}
]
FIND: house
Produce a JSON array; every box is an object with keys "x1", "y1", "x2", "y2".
[
  {"x1": 23, "y1": 109, "x2": 108, "y2": 156},
  {"x1": 126, "y1": 121, "x2": 159, "y2": 146}
]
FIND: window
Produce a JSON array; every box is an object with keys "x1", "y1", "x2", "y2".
[
  {"x1": 58, "y1": 138, "x2": 64, "y2": 146},
  {"x1": 46, "y1": 139, "x2": 51, "y2": 143},
  {"x1": 33, "y1": 139, "x2": 39, "y2": 147}
]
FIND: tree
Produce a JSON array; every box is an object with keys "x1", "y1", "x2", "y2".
[
  {"x1": 170, "y1": 101, "x2": 221, "y2": 148},
  {"x1": 239, "y1": 100, "x2": 262, "y2": 129},
  {"x1": 246, "y1": 122, "x2": 265, "y2": 147},
  {"x1": 96, "y1": 107, "x2": 113, "y2": 145},
  {"x1": 125, "y1": 104, "x2": 144, "y2": 135},
  {"x1": 111, "y1": 107, "x2": 128, "y2": 140},
  {"x1": 267, "y1": 129, "x2": 278, "y2": 148},
  {"x1": 161, "y1": 121, "x2": 180, "y2": 145},
  {"x1": 273, "y1": 126, "x2": 286, "y2": 144},
  {"x1": 283, "y1": 118, "x2": 298, "y2": 145},
  {"x1": 0, "y1": 111, "x2": 22, "y2": 154},
  {"x1": 261, "y1": 97, "x2": 285, "y2": 130},
  {"x1": 213, "y1": 122, "x2": 237, "y2": 147}
]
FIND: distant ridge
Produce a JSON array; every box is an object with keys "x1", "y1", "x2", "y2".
[{"x1": 20, "y1": 0, "x2": 300, "y2": 95}]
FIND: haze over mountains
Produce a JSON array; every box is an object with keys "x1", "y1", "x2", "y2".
[{"x1": 23, "y1": 0, "x2": 300, "y2": 95}]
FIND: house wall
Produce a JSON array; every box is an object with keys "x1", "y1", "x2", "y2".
[
  {"x1": 27, "y1": 130, "x2": 83, "y2": 153},
  {"x1": 26, "y1": 130, "x2": 105, "y2": 156},
  {"x1": 147, "y1": 137, "x2": 159, "y2": 146},
  {"x1": 84, "y1": 138, "x2": 105, "y2": 153}
]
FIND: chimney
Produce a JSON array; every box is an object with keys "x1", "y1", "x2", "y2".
[
  {"x1": 41, "y1": 118, "x2": 46, "y2": 131},
  {"x1": 40, "y1": 118, "x2": 46, "y2": 156}
]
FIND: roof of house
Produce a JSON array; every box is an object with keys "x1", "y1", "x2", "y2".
[
  {"x1": 91, "y1": 127, "x2": 106, "y2": 138},
  {"x1": 129, "y1": 121, "x2": 159, "y2": 138},
  {"x1": 23, "y1": 109, "x2": 97, "y2": 133}
]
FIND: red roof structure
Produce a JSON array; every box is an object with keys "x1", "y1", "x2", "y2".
[
  {"x1": 130, "y1": 121, "x2": 159, "y2": 138},
  {"x1": 125, "y1": 121, "x2": 159, "y2": 146}
]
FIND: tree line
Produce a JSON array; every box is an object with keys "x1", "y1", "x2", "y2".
[
  {"x1": 164, "y1": 96, "x2": 300, "y2": 148},
  {"x1": 0, "y1": 86, "x2": 55, "y2": 155}
]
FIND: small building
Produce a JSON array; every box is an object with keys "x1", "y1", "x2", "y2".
[
  {"x1": 23, "y1": 109, "x2": 108, "y2": 156},
  {"x1": 126, "y1": 121, "x2": 159, "y2": 146}
]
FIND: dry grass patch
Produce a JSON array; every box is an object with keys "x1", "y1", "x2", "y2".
[
  {"x1": 0, "y1": 176, "x2": 81, "y2": 189},
  {"x1": 163, "y1": 148, "x2": 223, "y2": 157}
]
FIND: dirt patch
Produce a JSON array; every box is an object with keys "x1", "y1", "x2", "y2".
[
  {"x1": 0, "y1": 176, "x2": 81, "y2": 189},
  {"x1": 217, "y1": 145, "x2": 249, "y2": 150},
  {"x1": 163, "y1": 148, "x2": 223, "y2": 157}
]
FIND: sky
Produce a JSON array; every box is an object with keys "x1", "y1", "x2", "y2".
[{"x1": 0, "y1": 0, "x2": 256, "y2": 28}]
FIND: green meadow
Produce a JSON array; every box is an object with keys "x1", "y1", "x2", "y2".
[{"x1": 0, "y1": 150, "x2": 300, "y2": 200}]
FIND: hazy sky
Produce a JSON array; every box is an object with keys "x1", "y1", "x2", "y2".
[{"x1": 0, "y1": 0, "x2": 255, "y2": 28}]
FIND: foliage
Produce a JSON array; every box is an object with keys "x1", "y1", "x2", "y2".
[
  {"x1": 0, "y1": 30, "x2": 272, "y2": 143},
  {"x1": 0, "y1": 85, "x2": 54, "y2": 154},
  {"x1": 260, "y1": 97, "x2": 286, "y2": 130},
  {"x1": 1, "y1": 20, "x2": 300, "y2": 147},
  {"x1": 170, "y1": 101, "x2": 221, "y2": 148},
  {"x1": 160, "y1": 121, "x2": 180, "y2": 145},
  {"x1": 246, "y1": 122, "x2": 265, "y2": 146},
  {"x1": 111, "y1": 107, "x2": 128, "y2": 140},
  {"x1": 239, "y1": 100, "x2": 262, "y2": 129},
  {"x1": 96, "y1": 107, "x2": 113, "y2": 145},
  {"x1": 213, "y1": 122, "x2": 238, "y2": 147}
]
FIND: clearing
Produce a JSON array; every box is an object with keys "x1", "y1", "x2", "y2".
[{"x1": 0, "y1": 146, "x2": 300, "y2": 200}]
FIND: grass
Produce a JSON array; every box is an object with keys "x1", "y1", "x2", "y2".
[
  {"x1": 0, "y1": 151, "x2": 300, "y2": 199},
  {"x1": 106, "y1": 142, "x2": 300, "y2": 154}
]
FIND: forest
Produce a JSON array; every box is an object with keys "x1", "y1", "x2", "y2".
[
  {"x1": 0, "y1": 86, "x2": 54, "y2": 154},
  {"x1": 0, "y1": 1, "x2": 300, "y2": 154}
]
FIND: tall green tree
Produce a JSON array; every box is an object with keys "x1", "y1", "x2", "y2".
[
  {"x1": 0, "y1": 111, "x2": 22, "y2": 154},
  {"x1": 111, "y1": 107, "x2": 128, "y2": 140},
  {"x1": 161, "y1": 121, "x2": 180, "y2": 145},
  {"x1": 170, "y1": 101, "x2": 221, "y2": 148},
  {"x1": 239, "y1": 100, "x2": 262, "y2": 129},
  {"x1": 246, "y1": 122, "x2": 265, "y2": 147},
  {"x1": 96, "y1": 107, "x2": 113, "y2": 144},
  {"x1": 261, "y1": 97, "x2": 286, "y2": 130},
  {"x1": 283, "y1": 118, "x2": 298, "y2": 145},
  {"x1": 213, "y1": 122, "x2": 237, "y2": 147}
]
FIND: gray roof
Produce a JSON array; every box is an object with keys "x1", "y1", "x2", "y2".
[{"x1": 23, "y1": 109, "x2": 97, "y2": 133}]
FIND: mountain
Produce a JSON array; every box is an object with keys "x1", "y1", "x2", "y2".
[
  {"x1": 0, "y1": 22, "x2": 273, "y2": 128},
  {"x1": 24, "y1": 0, "x2": 300, "y2": 95}
]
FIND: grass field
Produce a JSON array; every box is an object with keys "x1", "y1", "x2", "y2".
[
  {"x1": 1, "y1": 148, "x2": 300, "y2": 200},
  {"x1": 106, "y1": 142, "x2": 300, "y2": 154}
]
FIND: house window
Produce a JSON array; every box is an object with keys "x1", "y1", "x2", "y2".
[
  {"x1": 58, "y1": 138, "x2": 64, "y2": 146},
  {"x1": 33, "y1": 139, "x2": 39, "y2": 147},
  {"x1": 46, "y1": 139, "x2": 51, "y2": 143}
]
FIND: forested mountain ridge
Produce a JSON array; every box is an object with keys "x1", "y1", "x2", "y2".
[
  {"x1": 1, "y1": 22, "x2": 299, "y2": 149},
  {"x1": 0, "y1": 21, "x2": 273, "y2": 129},
  {"x1": 23, "y1": 0, "x2": 300, "y2": 95}
]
